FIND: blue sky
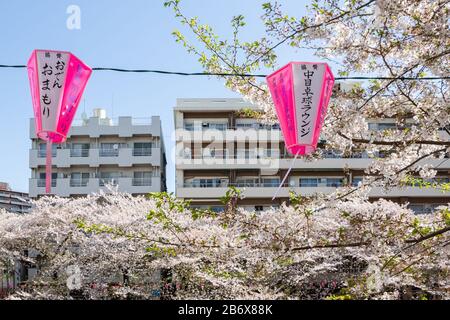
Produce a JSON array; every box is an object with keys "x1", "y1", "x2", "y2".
[{"x1": 0, "y1": 0, "x2": 317, "y2": 193}]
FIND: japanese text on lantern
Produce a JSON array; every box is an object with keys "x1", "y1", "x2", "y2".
[
  {"x1": 37, "y1": 51, "x2": 69, "y2": 133},
  {"x1": 292, "y1": 62, "x2": 324, "y2": 145},
  {"x1": 299, "y1": 64, "x2": 317, "y2": 138}
]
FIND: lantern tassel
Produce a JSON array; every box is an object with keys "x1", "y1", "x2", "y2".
[
  {"x1": 45, "y1": 140, "x2": 52, "y2": 194},
  {"x1": 272, "y1": 150, "x2": 300, "y2": 200}
]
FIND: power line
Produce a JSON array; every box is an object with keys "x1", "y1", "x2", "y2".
[{"x1": 0, "y1": 64, "x2": 449, "y2": 80}]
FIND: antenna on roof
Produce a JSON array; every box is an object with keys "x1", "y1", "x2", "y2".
[{"x1": 81, "y1": 99, "x2": 88, "y2": 125}]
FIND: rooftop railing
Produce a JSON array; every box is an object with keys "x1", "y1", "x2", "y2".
[{"x1": 71, "y1": 117, "x2": 154, "y2": 127}]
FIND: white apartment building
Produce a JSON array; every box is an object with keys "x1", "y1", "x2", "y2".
[
  {"x1": 174, "y1": 98, "x2": 450, "y2": 213},
  {"x1": 29, "y1": 109, "x2": 166, "y2": 198}
]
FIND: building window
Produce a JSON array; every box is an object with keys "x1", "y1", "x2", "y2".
[
  {"x1": 236, "y1": 149, "x2": 257, "y2": 159},
  {"x1": 261, "y1": 178, "x2": 280, "y2": 187},
  {"x1": 38, "y1": 173, "x2": 57, "y2": 187},
  {"x1": 352, "y1": 177, "x2": 363, "y2": 187},
  {"x1": 202, "y1": 148, "x2": 227, "y2": 159},
  {"x1": 184, "y1": 122, "x2": 228, "y2": 131},
  {"x1": 235, "y1": 121, "x2": 280, "y2": 130},
  {"x1": 132, "y1": 171, "x2": 152, "y2": 186},
  {"x1": 70, "y1": 172, "x2": 89, "y2": 187},
  {"x1": 326, "y1": 178, "x2": 343, "y2": 187},
  {"x1": 433, "y1": 177, "x2": 450, "y2": 184},
  {"x1": 350, "y1": 151, "x2": 369, "y2": 158},
  {"x1": 255, "y1": 206, "x2": 264, "y2": 212},
  {"x1": 298, "y1": 177, "x2": 345, "y2": 187},
  {"x1": 236, "y1": 178, "x2": 259, "y2": 188},
  {"x1": 38, "y1": 143, "x2": 57, "y2": 158},
  {"x1": 133, "y1": 142, "x2": 152, "y2": 156},
  {"x1": 299, "y1": 178, "x2": 319, "y2": 187},
  {"x1": 184, "y1": 178, "x2": 228, "y2": 188},
  {"x1": 99, "y1": 172, "x2": 119, "y2": 186},
  {"x1": 208, "y1": 123, "x2": 227, "y2": 131},
  {"x1": 408, "y1": 204, "x2": 441, "y2": 215},
  {"x1": 258, "y1": 148, "x2": 280, "y2": 158},
  {"x1": 70, "y1": 143, "x2": 90, "y2": 157},
  {"x1": 377, "y1": 123, "x2": 397, "y2": 130},
  {"x1": 209, "y1": 206, "x2": 225, "y2": 213},
  {"x1": 100, "y1": 143, "x2": 120, "y2": 157}
]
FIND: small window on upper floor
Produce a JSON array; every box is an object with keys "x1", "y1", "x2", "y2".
[
  {"x1": 299, "y1": 178, "x2": 319, "y2": 187},
  {"x1": 70, "y1": 143, "x2": 90, "y2": 157},
  {"x1": 38, "y1": 143, "x2": 57, "y2": 157},
  {"x1": 133, "y1": 142, "x2": 153, "y2": 156}
]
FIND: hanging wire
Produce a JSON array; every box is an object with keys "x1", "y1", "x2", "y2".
[{"x1": 0, "y1": 64, "x2": 449, "y2": 80}]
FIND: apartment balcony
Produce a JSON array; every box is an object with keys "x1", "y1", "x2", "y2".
[
  {"x1": 176, "y1": 182, "x2": 449, "y2": 200},
  {"x1": 132, "y1": 148, "x2": 153, "y2": 157},
  {"x1": 177, "y1": 155, "x2": 450, "y2": 171},
  {"x1": 30, "y1": 147, "x2": 161, "y2": 168},
  {"x1": 183, "y1": 123, "x2": 281, "y2": 131},
  {"x1": 131, "y1": 178, "x2": 153, "y2": 186},
  {"x1": 177, "y1": 181, "x2": 337, "y2": 199},
  {"x1": 176, "y1": 125, "x2": 283, "y2": 142},
  {"x1": 70, "y1": 148, "x2": 90, "y2": 157},
  {"x1": 70, "y1": 179, "x2": 89, "y2": 187},
  {"x1": 37, "y1": 179, "x2": 57, "y2": 188},
  {"x1": 368, "y1": 186, "x2": 450, "y2": 198},
  {"x1": 29, "y1": 177, "x2": 161, "y2": 198},
  {"x1": 176, "y1": 155, "x2": 373, "y2": 170}
]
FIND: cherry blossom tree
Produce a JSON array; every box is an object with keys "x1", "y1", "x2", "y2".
[{"x1": 0, "y1": 187, "x2": 449, "y2": 299}]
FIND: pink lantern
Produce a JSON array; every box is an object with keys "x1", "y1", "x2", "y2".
[
  {"x1": 266, "y1": 62, "x2": 334, "y2": 156},
  {"x1": 27, "y1": 50, "x2": 92, "y2": 194}
]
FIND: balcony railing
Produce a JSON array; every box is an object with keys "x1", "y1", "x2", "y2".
[
  {"x1": 181, "y1": 151, "x2": 380, "y2": 160},
  {"x1": 132, "y1": 178, "x2": 152, "y2": 186},
  {"x1": 132, "y1": 148, "x2": 152, "y2": 156},
  {"x1": 235, "y1": 124, "x2": 281, "y2": 130},
  {"x1": 180, "y1": 180, "x2": 353, "y2": 188},
  {"x1": 298, "y1": 180, "x2": 344, "y2": 188},
  {"x1": 182, "y1": 151, "x2": 281, "y2": 160},
  {"x1": 183, "y1": 181, "x2": 229, "y2": 188},
  {"x1": 70, "y1": 149, "x2": 90, "y2": 157},
  {"x1": 99, "y1": 149, "x2": 119, "y2": 157},
  {"x1": 70, "y1": 179, "x2": 89, "y2": 187},
  {"x1": 260, "y1": 181, "x2": 282, "y2": 187},
  {"x1": 183, "y1": 123, "x2": 281, "y2": 131},
  {"x1": 184, "y1": 123, "x2": 228, "y2": 131},
  {"x1": 182, "y1": 181, "x2": 290, "y2": 188},
  {"x1": 38, "y1": 150, "x2": 57, "y2": 158},
  {"x1": 37, "y1": 179, "x2": 57, "y2": 187}
]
